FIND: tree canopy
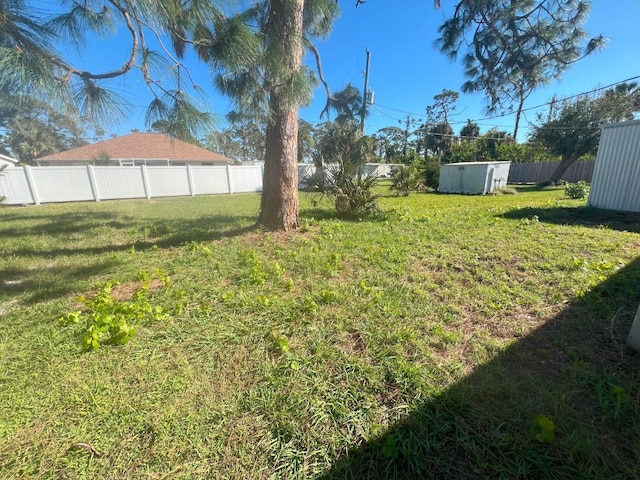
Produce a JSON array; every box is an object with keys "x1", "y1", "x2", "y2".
[
  {"x1": 436, "y1": 0, "x2": 605, "y2": 139},
  {"x1": 203, "y1": 116, "x2": 266, "y2": 163},
  {"x1": 373, "y1": 126, "x2": 405, "y2": 162},
  {"x1": 320, "y1": 83, "x2": 365, "y2": 124},
  {"x1": 2, "y1": 0, "x2": 341, "y2": 230},
  {"x1": 459, "y1": 119, "x2": 480, "y2": 140},
  {"x1": 531, "y1": 82, "x2": 640, "y2": 182},
  {"x1": 1, "y1": 0, "x2": 218, "y2": 134},
  {"x1": 0, "y1": 89, "x2": 88, "y2": 163}
]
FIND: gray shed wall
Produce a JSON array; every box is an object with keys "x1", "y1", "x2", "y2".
[
  {"x1": 439, "y1": 162, "x2": 511, "y2": 194},
  {"x1": 588, "y1": 120, "x2": 640, "y2": 212}
]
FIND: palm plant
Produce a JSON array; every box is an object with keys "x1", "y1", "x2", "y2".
[
  {"x1": 305, "y1": 154, "x2": 380, "y2": 218},
  {"x1": 389, "y1": 165, "x2": 418, "y2": 197},
  {"x1": 320, "y1": 83, "x2": 366, "y2": 124}
]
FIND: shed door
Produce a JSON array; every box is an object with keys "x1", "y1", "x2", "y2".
[
  {"x1": 457, "y1": 166, "x2": 465, "y2": 192},
  {"x1": 484, "y1": 167, "x2": 494, "y2": 194}
]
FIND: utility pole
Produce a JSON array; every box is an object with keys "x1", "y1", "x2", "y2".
[
  {"x1": 360, "y1": 48, "x2": 371, "y2": 134},
  {"x1": 403, "y1": 115, "x2": 410, "y2": 156}
]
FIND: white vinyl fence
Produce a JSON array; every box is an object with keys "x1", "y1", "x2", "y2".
[{"x1": 0, "y1": 165, "x2": 270, "y2": 205}]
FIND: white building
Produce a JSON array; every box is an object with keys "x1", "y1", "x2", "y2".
[
  {"x1": 0, "y1": 154, "x2": 18, "y2": 167},
  {"x1": 439, "y1": 161, "x2": 511, "y2": 195}
]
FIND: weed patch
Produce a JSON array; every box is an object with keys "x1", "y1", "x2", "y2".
[{"x1": 59, "y1": 271, "x2": 172, "y2": 351}]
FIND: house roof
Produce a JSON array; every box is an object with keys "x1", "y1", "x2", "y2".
[
  {"x1": 0, "y1": 154, "x2": 18, "y2": 164},
  {"x1": 36, "y1": 132, "x2": 232, "y2": 163}
]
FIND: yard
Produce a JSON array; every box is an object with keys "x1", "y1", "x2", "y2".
[{"x1": 1, "y1": 186, "x2": 639, "y2": 478}]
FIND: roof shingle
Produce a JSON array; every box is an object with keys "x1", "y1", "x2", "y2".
[{"x1": 37, "y1": 132, "x2": 231, "y2": 163}]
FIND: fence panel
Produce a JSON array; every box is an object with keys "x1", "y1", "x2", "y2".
[
  {"x1": 508, "y1": 160, "x2": 595, "y2": 184},
  {"x1": 32, "y1": 167, "x2": 94, "y2": 203},
  {"x1": 0, "y1": 167, "x2": 34, "y2": 204},
  {"x1": 146, "y1": 166, "x2": 191, "y2": 197},
  {"x1": 94, "y1": 167, "x2": 147, "y2": 200},
  {"x1": 231, "y1": 166, "x2": 263, "y2": 193},
  {"x1": 1, "y1": 165, "x2": 271, "y2": 205},
  {"x1": 2, "y1": 163, "x2": 405, "y2": 204},
  {"x1": 565, "y1": 160, "x2": 595, "y2": 183},
  {"x1": 190, "y1": 166, "x2": 231, "y2": 194}
]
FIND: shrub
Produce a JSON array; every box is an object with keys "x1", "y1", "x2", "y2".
[
  {"x1": 389, "y1": 165, "x2": 418, "y2": 196},
  {"x1": 305, "y1": 157, "x2": 380, "y2": 218},
  {"x1": 565, "y1": 181, "x2": 589, "y2": 199},
  {"x1": 538, "y1": 179, "x2": 566, "y2": 187},
  {"x1": 333, "y1": 170, "x2": 380, "y2": 217},
  {"x1": 423, "y1": 159, "x2": 440, "y2": 190}
]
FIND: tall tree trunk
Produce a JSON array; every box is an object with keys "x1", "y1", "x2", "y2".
[
  {"x1": 260, "y1": 92, "x2": 300, "y2": 230},
  {"x1": 549, "y1": 154, "x2": 579, "y2": 183},
  {"x1": 258, "y1": 0, "x2": 304, "y2": 231}
]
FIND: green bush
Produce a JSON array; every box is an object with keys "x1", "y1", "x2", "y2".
[
  {"x1": 305, "y1": 159, "x2": 380, "y2": 218},
  {"x1": 389, "y1": 165, "x2": 418, "y2": 196},
  {"x1": 334, "y1": 171, "x2": 380, "y2": 217},
  {"x1": 565, "y1": 181, "x2": 589, "y2": 199},
  {"x1": 423, "y1": 159, "x2": 440, "y2": 190}
]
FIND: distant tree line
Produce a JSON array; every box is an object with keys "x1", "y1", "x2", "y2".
[{"x1": 3, "y1": 83, "x2": 638, "y2": 187}]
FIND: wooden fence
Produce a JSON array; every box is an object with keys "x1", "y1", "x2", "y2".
[{"x1": 508, "y1": 160, "x2": 595, "y2": 184}]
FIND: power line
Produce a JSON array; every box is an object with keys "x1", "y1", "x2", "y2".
[
  {"x1": 371, "y1": 105, "x2": 401, "y2": 122},
  {"x1": 374, "y1": 75, "x2": 640, "y2": 127}
]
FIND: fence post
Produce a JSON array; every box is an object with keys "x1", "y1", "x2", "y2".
[
  {"x1": 141, "y1": 165, "x2": 151, "y2": 199},
  {"x1": 226, "y1": 164, "x2": 234, "y2": 194},
  {"x1": 186, "y1": 165, "x2": 196, "y2": 196},
  {"x1": 86, "y1": 165, "x2": 100, "y2": 202},
  {"x1": 23, "y1": 165, "x2": 40, "y2": 205}
]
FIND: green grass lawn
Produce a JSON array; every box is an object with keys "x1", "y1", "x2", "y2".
[{"x1": 1, "y1": 187, "x2": 639, "y2": 479}]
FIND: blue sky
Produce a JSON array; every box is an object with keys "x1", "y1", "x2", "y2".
[
  {"x1": 301, "y1": 0, "x2": 640, "y2": 140},
  {"x1": 45, "y1": 0, "x2": 640, "y2": 142}
]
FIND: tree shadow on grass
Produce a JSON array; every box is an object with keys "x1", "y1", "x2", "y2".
[
  {"x1": 319, "y1": 257, "x2": 640, "y2": 479},
  {"x1": 0, "y1": 261, "x2": 122, "y2": 306},
  {"x1": 0, "y1": 210, "x2": 131, "y2": 238},
  {"x1": 500, "y1": 206, "x2": 640, "y2": 233},
  {"x1": 0, "y1": 214, "x2": 257, "y2": 306},
  {"x1": 4, "y1": 214, "x2": 258, "y2": 259}
]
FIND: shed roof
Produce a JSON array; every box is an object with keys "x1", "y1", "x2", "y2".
[
  {"x1": 443, "y1": 161, "x2": 511, "y2": 166},
  {"x1": 36, "y1": 132, "x2": 231, "y2": 163}
]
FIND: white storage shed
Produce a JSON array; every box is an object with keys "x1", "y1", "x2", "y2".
[
  {"x1": 439, "y1": 161, "x2": 511, "y2": 195},
  {"x1": 588, "y1": 120, "x2": 640, "y2": 213}
]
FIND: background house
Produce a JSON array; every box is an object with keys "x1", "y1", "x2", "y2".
[
  {"x1": 35, "y1": 132, "x2": 232, "y2": 166},
  {"x1": 0, "y1": 154, "x2": 18, "y2": 167}
]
